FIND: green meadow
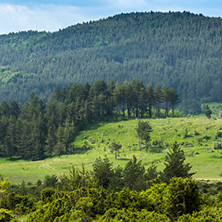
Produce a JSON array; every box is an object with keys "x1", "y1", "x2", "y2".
[{"x1": 1, "y1": 117, "x2": 222, "y2": 184}]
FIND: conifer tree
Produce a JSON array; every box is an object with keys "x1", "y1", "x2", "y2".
[
  {"x1": 169, "y1": 88, "x2": 179, "y2": 117},
  {"x1": 123, "y1": 155, "x2": 146, "y2": 190},
  {"x1": 113, "y1": 82, "x2": 124, "y2": 116},
  {"x1": 147, "y1": 83, "x2": 154, "y2": 118},
  {"x1": 53, "y1": 125, "x2": 65, "y2": 156},
  {"x1": 123, "y1": 81, "x2": 133, "y2": 118},
  {"x1": 203, "y1": 105, "x2": 212, "y2": 118},
  {"x1": 154, "y1": 85, "x2": 162, "y2": 118},
  {"x1": 92, "y1": 156, "x2": 113, "y2": 188},
  {"x1": 162, "y1": 85, "x2": 171, "y2": 117},
  {"x1": 161, "y1": 142, "x2": 194, "y2": 183},
  {"x1": 4, "y1": 117, "x2": 17, "y2": 158},
  {"x1": 46, "y1": 126, "x2": 56, "y2": 157}
]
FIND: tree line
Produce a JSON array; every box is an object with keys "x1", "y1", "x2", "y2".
[{"x1": 0, "y1": 78, "x2": 179, "y2": 160}]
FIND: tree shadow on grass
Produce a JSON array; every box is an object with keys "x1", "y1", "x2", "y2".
[
  {"x1": 6, "y1": 156, "x2": 23, "y2": 162},
  {"x1": 117, "y1": 158, "x2": 130, "y2": 161},
  {"x1": 150, "y1": 146, "x2": 165, "y2": 153}
]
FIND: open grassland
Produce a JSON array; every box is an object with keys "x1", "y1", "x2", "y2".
[{"x1": 1, "y1": 117, "x2": 222, "y2": 184}]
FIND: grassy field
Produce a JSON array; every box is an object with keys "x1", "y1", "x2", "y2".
[{"x1": 1, "y1": 117, "x2": 222, "y2": 184}]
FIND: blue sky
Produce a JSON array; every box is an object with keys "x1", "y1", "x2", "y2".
[{"x1": 0, "y1": 0, "x2": 222, "y2": 34}]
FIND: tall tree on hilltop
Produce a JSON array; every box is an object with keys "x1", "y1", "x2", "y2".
[
  {"x1": 139, "y1": 85, "x2": 147, "y2": 118},
  {"x1": 46, "y1": 126, "x2": 56, "y2": 157},
  {"x1": 162, "y1": 85, "x2": 171, "y2": 117},
  {"x1": 113, "y1": 81, "x2": 123, "y2": 116},
  {"x1": 15, "y1": 119, "x2": 32, "y2": 159},
  {"x1": 131, "y1": 78, "x2": 141, "y2": 118},
  {"x1": 106, "y1": 78, "x2": 116, "y2": 116},
  {"x1": 154, "y1": 85, "x2": 162, "y2": 118},
  {"x1": 62, "y1": 119, "x2": 75, "y2": 153},
  {"x1": 147, "y1": 83, "x2": 154, "y2": 118},
  {"x1": 0, "y1": 101, "x2": 10, "y2": 117},
  {"x1": 30, "y1": 114, "x2": 47, "y2": 160},
  {"x1": 123, "y1": 81, "x2": 133, "y2": 118},
  {"x1": 4, "y1": 117, "x2": 17, "y2": 158},
  {"x1": 10, "y1": 101, "x2": 20, "y2": 118},
  {"x1": 53, "y1": 124, "x2": 65, "y2": 157},
  {"x1": 169, "y1": 88, "x2": 179, "y2": 117}
]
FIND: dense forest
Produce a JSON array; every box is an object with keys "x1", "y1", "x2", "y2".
[
  {"x1": 0, "y1": 78, "x2": 179, "y2": 160},
  {"x1": 0, "y1": 11, "x2": 222, "y2": 113}
]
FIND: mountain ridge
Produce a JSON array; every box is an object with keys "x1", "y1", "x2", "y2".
[{"x1": 0, "y1": 11, "x2": 222, "y2": 113}]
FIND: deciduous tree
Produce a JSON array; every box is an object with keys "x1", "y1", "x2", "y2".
[{"x1": 136, "y1": 120, "x2": 152, "y2": 152}]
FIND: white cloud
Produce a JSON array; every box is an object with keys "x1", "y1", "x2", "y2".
[
  {"x1": 108, "y1": 0, "x2": 149, "y2": 9},
  {"x1": 0, "y1": 4, "x2": 96, "y2": 34},
  {"x1": 0, "y1": 1, "x2": 222, "y2": 35}
]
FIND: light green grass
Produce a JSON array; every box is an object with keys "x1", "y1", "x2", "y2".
[{"x1": 1, "y1": 117, "x2": 222, "y2": 184}]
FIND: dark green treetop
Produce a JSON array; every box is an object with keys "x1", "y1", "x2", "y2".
[{"x1": 161, "y1": 142, "x2": 195, "y2": 183}]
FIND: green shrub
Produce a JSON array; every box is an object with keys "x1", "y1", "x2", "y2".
[{"x1": 0, "y1": 209, "x2": 13, "y2": 222}]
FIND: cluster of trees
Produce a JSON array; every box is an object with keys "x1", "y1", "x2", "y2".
[
  {"x1": 0, "y1": 142, "x2": 222, "y2": 221},
  {"x1": 0, "y1": 12, "x2": 221, "y2": 112},
  {"x1": 0, "y1": 79, "x2": 179, "y2": 160}
]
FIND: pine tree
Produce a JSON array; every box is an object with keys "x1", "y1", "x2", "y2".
[
  {"x1": 203, "y1": 105, "x2": 212, "y2": 118},
  {"x1": 4, "y1": 117, "x2": 17, "y2": 158},
  {"x1": 138, "y1": 82, "x2": 147, "y2": 118},
  {"x1": 62, "y1": 119, "x2": 75, "y2": 153},
  {"x1": 123, "y1": 81, "x2": 133, "y2": 118},
  {"x1": 10, "y1": 100, "x2": 20, "y2": 118},
  {"x1": 92, "y1": 156, "x2": 113, "y2": 188},
  {"x1": 154, "y1": 85, "x2": 162, "y2": 118},
  {"x1": 131, "y1": 78, "x2": 141, "y2": 118},
  {"x1": 123, "y1": 156, "x2": 146, "y2": 190},
  {"x1": 147, "y1": 83, "x2": 154, "y2": 118},
  {"x1": 169, "y1": 88, "x2": 179, "y2": 117},
  {"x1": 46, "y1": 126, "x2": 56, "y2": 157},
  {"x1": 53, "y1": 125, "x2": 65, "y2": 156},
  {"x1": 113, "y1": 82, "x2": 123, "y2": 116},
  {"x1": 162, "y1": 85, "x2": 171, "y2": 117},
  {"x1": 136, "y1": 120, "x2": 152, "y2": 152},
  {"x1": 161, "y1": 142, "x2": 194, "y2": 183},
  {"x1": 106, "y1": 78, "x2": 116, "y2": 116}
]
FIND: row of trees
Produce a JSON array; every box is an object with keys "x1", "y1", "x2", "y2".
[{"x1": 0, "y1": 79, "x2": 179, "y2": 160}]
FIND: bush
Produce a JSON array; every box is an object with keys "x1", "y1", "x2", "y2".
[
  {"x1": 41, "y1": 188, "x2": 56, "y2": 204},
  {"x1": 0, "y1": 209, "x2": 13, "y2": 222},
  {"x1": 163, "y1": 177, "x2": 202, "y2": 221}
]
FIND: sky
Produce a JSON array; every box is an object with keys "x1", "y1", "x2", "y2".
[{"x1": 0, "y1": 0, "x2": 222, "y2": 34}]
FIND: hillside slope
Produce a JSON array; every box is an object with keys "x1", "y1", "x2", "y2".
[
  {"x1": 1, "y1": 117, "x2": 222, "y2": 183},
  {"x1": 0, "y1": 11, "x2": 222, "y2": 110}
]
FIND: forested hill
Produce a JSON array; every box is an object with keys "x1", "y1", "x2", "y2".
[{"x1": 1, "y1": 11, "x2": 222, "y2": 111}]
